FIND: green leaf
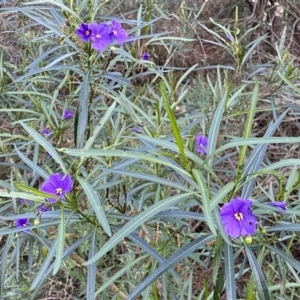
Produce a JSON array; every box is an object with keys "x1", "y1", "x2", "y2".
[
  {"x1": 128, "y1": 233, "x2": 179, "y2": 278},
  {"x1": 207, "y1": 87, "x2": 229, "y2": 168},
  {"x1": 127, "y1": 234, "x2": 215, "y2": 300},
  {"x1": 263, "y1": 243, "x2": 300, "y2": 273},
  {"x1": 77, "y1": 177, "x2": 111, "y2": 236},
  {"x1": 160, "y1": 80, "x2": 187, "y2": 166},
  {"x1": 29, "y1": 237, "x2": 58, "y2": 291},
  {"x1": 19, "y1": 122, "x2": 67, "y2": 173},
  {"x1": 87, "y1": 230, "x2": 97, "y2": 300},
  {"x1": 212, "y1": 234, "x2": 223, "y2": 285},
  {"x1": 245, "y1": 245, "x2": 270, "y2": 300},
  {"x1": 76, "y1": 71, "x2": 90, "y2": 148},
  {"x1": 192, "y1": 169, "x2": 216, "y2": 235},
  {"x1": 95, "y1": 256, "x2": 146, "y2": 297},
  {"x1": 224, "y1": 243, "x2": 236, "y2": 300},
  {"x1": 83, "y1": 192, "x2": 194, "y2": 266},
  {"x1": 14, "y1": 145, "x2": 49, "y2": 179},
  {"x1": 53, "y1": 208, "x2": 65, "y2": 275},
  {"x1": 13, "y1": 184, "x2": 57, "y2": 200},
  {"x1": 84, "y1": 101, "x2": 117, "y2": 150}
]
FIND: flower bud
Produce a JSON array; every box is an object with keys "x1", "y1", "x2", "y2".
[{"x1": 245, "y1": 236, "x2": 252, "y2": 244}]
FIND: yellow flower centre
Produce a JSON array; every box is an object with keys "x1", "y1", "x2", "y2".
[
  {"x1": 56, "y1": 188, "x2": 63, "y2": 195},
  {"x1": 234, "y1": 212, "x2": 243, "y2": 221},
  {"x1": 96, "y1": 34, "x2": 101, "y2": 39}
]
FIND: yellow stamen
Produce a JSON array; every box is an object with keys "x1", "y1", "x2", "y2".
[
  {"x1": 56, "y1": 188, "x2": 63, "y2": 195},
  {"x1": 234, "y1": 212, "x2": 243, "y2": 221}
]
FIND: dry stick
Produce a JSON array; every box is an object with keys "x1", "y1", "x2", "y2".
[{"x1": 67, "y1": 243, "x2": 128, "y2": 300}]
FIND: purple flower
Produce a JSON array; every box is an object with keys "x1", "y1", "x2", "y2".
[
  {"x1": 15, "y1": 218, "x2": 30, "y2": 232},
  {"x1": 41, "y1": 173, "x2": 73, "y2": 203},
  {"x1": 63, "y1": 109, "x2": 73, "y2": 120},
  {"x1": 41, "y1": 128, "x2": 52, "y2": 136},
  {"x1": 267, "y1": 201, "x2": 286, "y2": 210},
  {"x1": 110, "y1": 20, "x2": 127, "y2": 44},
  {"x1": 141, "y1": 53, "x2": 151, "y2": 60},
  {"x1": 46, "y1": 152, "x2": 52, "y2": 158},
  {"x1": 90, "y1": 22, "x2": 112, "y2": 51},
  {"x1": 220, "y1": 198, "x2": 257, "y2": 238},
  {"x1": 195, "y1": 135, "x2": 208, "y2": 154},
  {"x1": 20, "y1": 198, "x2": 33, "y2": 206},
  {"x1": 76, "y1": 23, "x2": 93, "y2": 42}
]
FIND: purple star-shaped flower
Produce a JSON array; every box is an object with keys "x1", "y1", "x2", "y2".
[
  {"x1": 63, "y1": 109, "x2": 73, "y2": 120},
  {"x1": 20, "y1": 198, "x2": 33, "y2": 206},
  {"x1": 41, "y1": 173, "x2": 73, "y2": 203},
  {"x1": 267, "y1": 201, "x2": 286, "y2": 210},
  {"x1": 141, "y1": 53, "x2": 151, "y2": 60},
  {"x1": 195, "y1": 135, "x2": 208, "y2": 154},
  {"x1": 76, "y1": 23, "x2": 93, "y2": 42},
  {"x1": 41, "y1": 128, "x2": 52, "y2": 136},
  {"x1": 90, "y1": 22, "x2": 112, "y2": 51},
  {"x1": 220, "y1": 198, "x2": 257, "y2": 238},
  {"x1": 16, "y1": 218, "x2": 30, "y2": 232},
  {"x1": 110, "y1": 20, "x2": 128, "y2": 44}
]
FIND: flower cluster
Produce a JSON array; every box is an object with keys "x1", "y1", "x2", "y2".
[
  {"x1": 16, "y1": 173, "x2": 73, "y2": 232},
  {"x1": 76, "y1": 19, "x2": 128, "y2": 51}
]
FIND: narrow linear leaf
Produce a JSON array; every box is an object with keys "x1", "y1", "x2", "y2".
[
  {"x1": 192, "y1": 169, "x2": 216, "y2": 235},
  {"x1": 127, "y1": 234, "x2": 215, "y2": 300},
  {"x1": 29, "y1": 238, "x2": 58, "y2": 291},
  {"x1": 224, "y1": 243, "x2": 236, "y2": 300},
  {"x1": 207, "y1": 87, "x2": 229, "y2": 168},
  {"x1": 266, "y1": 224, "x2": 300, "y2": 232},
  {"x1": 76, "y1": 71, "x2": 90, "y2": 149},
  {"x1": 19, "y1": 122, "x2": 67, "y2": 173},
  {"x1": 83, "y1": 192, "x2": 194, "y2": 266},
  {"x1": 128, "y1": 232, "x2": 179, "y2": 278},
  {"x1": 53, "y1": 208, "x2": 65, "y2": 275},
  {"x1": 262, "y1": 243, "x2": 300, "y2": 273},
  {"x1": 211, "y1": 181, "x2": 235, "y2": 209},
  {"x1": 77, "y1": 177, "x2": 111, "y2": 236},
  {"x1": 87, "y1": 230, "x2": 97, "y2": 300},
  {"x1": 14, "y1": 145, "x2": 49, "y2": 180},
  {"x1": 95, "y1": 256, "x2": 146, "y2": 297},
  {"x1": 245, "y1": 245, "x2": 270, "y2": 300},
  {"x1": 31, "y1": 234, "x2": 92, "y2": 296},
  {"x1": 84, "y1": 101, "x2": 116, "y2": 150},
  {"x1": 160, "y1": 80, "x2": 187, "y2": 166},
  {"x1": 13, "y1": 184, "x2": 59, "y2": 200}
]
